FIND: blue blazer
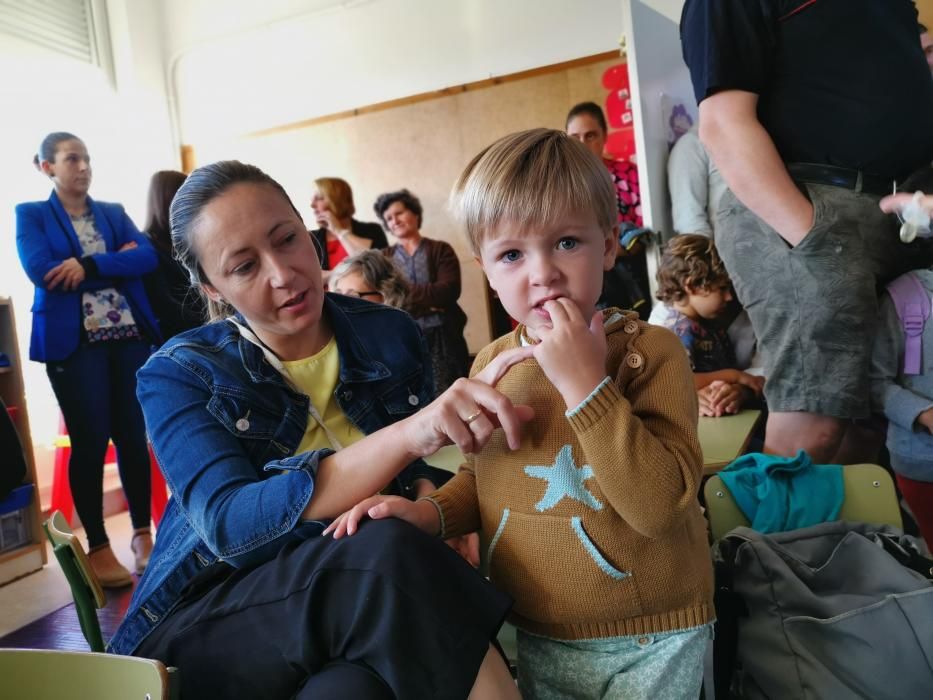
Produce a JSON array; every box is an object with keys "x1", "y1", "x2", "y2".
[{"x1": 15, "y1": 191, "x2": 162, "y2": 362}]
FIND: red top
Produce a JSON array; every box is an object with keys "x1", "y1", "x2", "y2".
[{"x1": 326, "y1": 237, "x2": 349, "y2": 269}]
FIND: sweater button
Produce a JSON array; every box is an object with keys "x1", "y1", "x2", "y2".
[
  {"x1": 408, "y1": 394, "x2": 420, "y2": 406},
  {"x1": 626, "y1": 352, "x2": 644, "y2": 369},
  {"x1": 235, "y1": 418, "x2": 250, "y2": 431},
  {"x1": 624, "y1": 321, "x2": 638, "y2": 334}
]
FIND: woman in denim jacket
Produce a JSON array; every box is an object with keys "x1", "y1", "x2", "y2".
[{"x1": 109, "y1": 161, "x2": 529, "y2": 699}]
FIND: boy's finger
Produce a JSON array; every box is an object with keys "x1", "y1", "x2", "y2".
[
  {"x1": 589, "y1": 310, "x2": 605, "y2": 336},
  {"x1": 555, "y1": 297, "x2": 586, "y2": 325},
  {"x1": 543, "y1": 298, "x2": 572, "y2": 327}
]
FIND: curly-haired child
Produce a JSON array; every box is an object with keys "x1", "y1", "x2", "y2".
[{"x1": 649, "y1": 234, "x2": 763, "y2": 417}]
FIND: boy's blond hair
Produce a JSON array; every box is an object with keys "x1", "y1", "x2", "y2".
[
  {"x1": 450, "y1": 128, "x2": 617, "y2": 255},
  {"x1": 655, "y1": 234, "x2": 730, "y2": 304}
]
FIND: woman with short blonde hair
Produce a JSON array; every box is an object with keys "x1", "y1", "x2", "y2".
[{"x1": 310, "y1": 177, "x2": 387, "y2": 285}]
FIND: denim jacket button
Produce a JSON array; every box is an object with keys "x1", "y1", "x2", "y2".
[
  {"x1": 235, "y1": 418, "x2": 250, "y2": 431},
  {"x1": 408, "y1": 394, "x2": 420, "y2": 406}
]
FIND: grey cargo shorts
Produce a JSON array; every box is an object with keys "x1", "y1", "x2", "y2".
[{"x1": 715, "y1": 183, "x2": 907, "y2": 419}]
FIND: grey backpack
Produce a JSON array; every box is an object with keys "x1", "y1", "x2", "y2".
[{"x1": 712, "y1": 521, "x2": 933, "y2": 699}]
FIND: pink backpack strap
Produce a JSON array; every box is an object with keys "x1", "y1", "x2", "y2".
[{"x1": 886, "y1": 272, "x2": 931, "y2": 376}]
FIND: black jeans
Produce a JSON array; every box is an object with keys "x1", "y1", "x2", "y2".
[
  {"x1": 46, "y1": 339, "x2": 152, "y2": 548},
  {"x1": 136, "y1": 518, "x2": 512, "y2": 699}
]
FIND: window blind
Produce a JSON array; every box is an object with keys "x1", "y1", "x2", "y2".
[{"x1": 0, "y1": 0, "x2": 99, "y2": 64}]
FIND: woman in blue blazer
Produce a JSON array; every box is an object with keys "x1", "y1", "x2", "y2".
[{"x1": 16, "y1": 132, "x2": 162, "y2": 587}]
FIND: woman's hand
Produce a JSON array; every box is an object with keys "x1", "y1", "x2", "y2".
[
  {"x1": 400, "y1": 345, "x2": 536, "y2": 457},
  {"x1": 44, "y1": 257, "x2": 86, "y2": 291},
  {"x1": 323, "y1": 495, "x2": 440, "y2": 538}
]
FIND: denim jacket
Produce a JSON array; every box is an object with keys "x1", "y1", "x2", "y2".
[{"x1": 109, "y1": 293, "x2": 446, "y2": 655}]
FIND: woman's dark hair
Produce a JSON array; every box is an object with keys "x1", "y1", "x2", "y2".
[
  {"x1": 565, "y1": 102, "x2": 608, "y2": 133},
  {"x1": 33, "y1": 131, "x2": 82, "y2": 170},
  {"x1": 170, "y1": 160, "x2": 304, "y2": 321},
  {"x1": 373, "y1": 189, "x2": 423, "y2": 228},
  {"x1": 655, "y1": 234, "x2": 730, "y2": 304},
  {"x1": 144, "y1": 170, "x2": 187, "y2": 255}
]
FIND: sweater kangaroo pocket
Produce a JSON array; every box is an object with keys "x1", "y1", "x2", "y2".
[{"x1": 486, "y1": 509, "x2": 644, "y2": 625}]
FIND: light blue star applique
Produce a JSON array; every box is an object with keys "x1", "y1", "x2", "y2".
[{"x1": 524, "y1": 445, "x2": 603, "y2": 512}]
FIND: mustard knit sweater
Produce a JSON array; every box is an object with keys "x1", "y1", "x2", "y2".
[{"x1": 427, "y1": 311, "x2": 714, "y2": 640}]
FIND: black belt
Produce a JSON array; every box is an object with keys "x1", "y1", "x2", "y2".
[{"x1": 786, "y1": 162, "x2": 896, "y2": 197}]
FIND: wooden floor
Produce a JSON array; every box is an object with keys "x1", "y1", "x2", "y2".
[{"x1": 0, "y1": 580, "x2": 135, "y2": 651}]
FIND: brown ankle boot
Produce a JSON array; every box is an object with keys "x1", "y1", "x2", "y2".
[
  {"x1": 131, "y1": 529, "x2": 153, "y2": 575},
  {"x1": 87, "y1": 544, "x2": 133, "y2": 588}
]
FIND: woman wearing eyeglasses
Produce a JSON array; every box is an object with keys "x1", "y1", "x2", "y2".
[{"x1": 329, "y1": 250, "x2": 410, "y2": 308}]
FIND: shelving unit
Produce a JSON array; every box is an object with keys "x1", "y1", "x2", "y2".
[{"x1": 0, "y1": 297, "x2": 47, "y2": 585}]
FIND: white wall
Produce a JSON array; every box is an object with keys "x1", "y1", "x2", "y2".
[
  {"x1": 622, "y1": 0, "x2": 693, "y2": 293},
  {"x1": 161, "y1": 0, "x2": 624, "y2": 144},
  {"x1": 0, "y1": 0, "x2": 177, "y2": 456}
]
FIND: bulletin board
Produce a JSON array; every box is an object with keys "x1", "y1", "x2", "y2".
[{"x1": 202, "y1": 52, "x2": 624, "y2": 352}]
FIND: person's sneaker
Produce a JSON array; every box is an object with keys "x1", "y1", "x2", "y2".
[
  {"x1": 87, "y1": 544, "x2": 133, "y2": 588},
  {"x1": 131, "y1": 529, "x2": 153, "y2": 574}
]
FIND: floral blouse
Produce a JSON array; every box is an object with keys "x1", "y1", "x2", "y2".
[{"x1": 71, "y1": 212, "x2": 140, "y2": 342}]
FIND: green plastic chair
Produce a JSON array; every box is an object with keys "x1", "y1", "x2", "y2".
[
  {"x1": 0, "y1": 648, "x2": 177, "y2": 699},
  {"x1": 704, "y1": 463, "x2": 904, "y2": 541},
  {"x1": 42, "y1": 510, "x2": 107, "y2": 652}
]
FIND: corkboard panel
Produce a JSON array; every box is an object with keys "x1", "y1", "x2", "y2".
[
  {"x1": 211, "y1": 53, "x2": 622, "y2": 352},
  {"x1": 919, "y1": 0, "x2": 933, "y2": 30}
]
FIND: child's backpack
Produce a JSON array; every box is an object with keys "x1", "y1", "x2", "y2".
[{"x1": 886, "y1": 272, "x2": 931, "y2": 375}]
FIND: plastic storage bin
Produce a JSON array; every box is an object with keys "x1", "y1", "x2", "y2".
[{"x1": 0, "y1": 484, "x2": 32, "y2": 553}]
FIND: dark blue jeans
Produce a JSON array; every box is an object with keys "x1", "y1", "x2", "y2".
[{"x1": 46, "y1": 339, "x2": 152, "y2": 548}]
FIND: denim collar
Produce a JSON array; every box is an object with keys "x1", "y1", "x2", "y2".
[{"x1": 230, "y1": 293, "x2": 392, "y2": 386}]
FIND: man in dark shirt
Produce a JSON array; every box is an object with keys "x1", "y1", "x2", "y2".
[{"x1": 681, "y1": 0, "x2": 933, "y2": 462}]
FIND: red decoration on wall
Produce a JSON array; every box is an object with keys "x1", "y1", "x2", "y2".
[{"x1": 601, "y1": 63, "x2": 636, "y2": 161}]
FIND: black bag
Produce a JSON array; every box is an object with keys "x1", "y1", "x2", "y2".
[{"x1": 0, "y1": 398, "x2": 28, "y2": 501}]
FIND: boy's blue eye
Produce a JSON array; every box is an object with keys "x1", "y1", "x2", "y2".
[
  {"x1": 557, "y1": 237, "x2": 578, "y2": 250},
  {"x1": 501, "y1": 250, "x2": 521, "y2": 263}
]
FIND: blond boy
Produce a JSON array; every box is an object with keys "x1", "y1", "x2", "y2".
[{"x1": 328, "y1": 129, "x2": 714, "y2": 699}]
